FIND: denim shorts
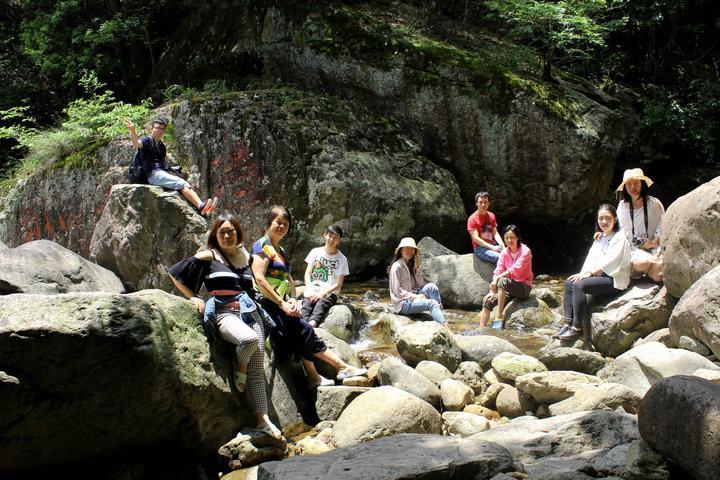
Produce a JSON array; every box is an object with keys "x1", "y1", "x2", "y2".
[{"x1": 148, "y1": 169, "x2": 189, "y2": 191}]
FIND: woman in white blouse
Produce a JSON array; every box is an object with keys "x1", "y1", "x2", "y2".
[
  {"x1": 556, "y1": 204, "x2": 631, "y2": 340},
  {"x1": 615, "y1": 168, "x2": 665, "y2": 282}
]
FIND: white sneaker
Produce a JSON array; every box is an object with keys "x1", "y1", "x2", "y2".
[
  {"x1": 309, "y1": 375, "x2": 334, "y2": 388},
  {"x1": 336, "y1": 365, "x2": 368, "y2": 380}
]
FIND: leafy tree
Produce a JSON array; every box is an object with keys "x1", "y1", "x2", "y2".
[{"x1": 485, "y1": 0, "x2": 608, "y2": 80}]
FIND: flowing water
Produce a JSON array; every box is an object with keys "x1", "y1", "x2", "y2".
[{"x1": 339, "y1": 276, "x2": 567, "y2": 361}]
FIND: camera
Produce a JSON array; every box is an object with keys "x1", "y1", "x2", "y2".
[{"x1": 632, "y1": 236, "x2": 646, "y2": 247}]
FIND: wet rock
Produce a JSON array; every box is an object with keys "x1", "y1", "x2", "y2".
[
  {"x1": 316, "y1": 386, "x2": 371, "y2": 422},
  {"x1": 365, "y1": 312, "x2": 413, "y2": 345},
  {"x1": 260, "y1": 434, "x2": 513, "y2": 479},
  {"x1": 320, "y1": 305, "x2": 354, "y2": 341},
  {"x1": 491, "y1": 352, "x2": 548, "y2": 383},
  {"x1": 597, "y1": 341, "x2": 720, "y2": 396},
  {"x1": 378, "y1": 357, "x2": 441, "y2": 408},
  {"x1": 548, "y1": 383, "x2": 642, "y2": 416},
  {"x1": 662, "y1": 176, "x2": 720, "y2": 298},
  {"x1": 331, "y1": 387, "x2": 442, "y2": 447},
  {"x1": 396, "y1": 322, "x2": 461, "y2": 371},
  {"x1": 668, "y1": 264, "x2": 720, "y2": 359},
  {"x1": 415, "y1": 360, "x2": 453, "y2": 386},
  {"x1": 590, "y1": 283, "x2": 674, "y2": 357},
  {"x1": 635, "y1": 328, "x2": 677, "y2": 349},
  {"x1": 495, "y1": 386, "x2": 537, "y2": 419},
  {"x1": 515, "y1": 371, "x2": 604, "y2": 404},
  {"x1": 440, "y1": 378, "x2": 474, "y2": 411},
  {"x1": 452, "y1": 361, "x2": 487, "y2": 396},
  {"x1": 442, "y1": 411, "x2": 490, "y2": 437},
  {"x1": 456, "y1": 335, "x2": 523, "y2": 370},
  {"x1": 420, "y1": 254, "x2": 494, "y2": 309},
  {"x1": 0, "y1": 239, "x2": 124, "y2": 295},
  {"x1": 503, "y1": 297, "x2": 555, "y2": 329},
  {"x1": 537, "y1": 347, "x2": 607, "y2": 375},
  {"x1": 639, "y1": 375, "x2": 720, "y2": 480},
  {"x1": 218, "y1": 430, "x2": 287, "y2": 471},
  {"x1": 89, "y1": 184, "x2": 207, "y2": 292}
]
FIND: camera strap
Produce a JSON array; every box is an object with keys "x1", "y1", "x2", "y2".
[{"x1": 629, "y1": 199, "x2": 649, "y2": 237}]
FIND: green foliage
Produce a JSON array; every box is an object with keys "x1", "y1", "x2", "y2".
[
  {"x1": 485, "y1": 0, "x2": 608, "y2": 80},
  {"x1": 0, "y1": 71, "x2": 151, "y2": 179}
]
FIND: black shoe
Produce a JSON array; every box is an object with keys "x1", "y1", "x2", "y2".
[
  {"x1": 559, "y1": 327, "x2": 582, "y2": 340},
  {"x1": 553, "y1": 325, "x2": 572, "y2": 338}
]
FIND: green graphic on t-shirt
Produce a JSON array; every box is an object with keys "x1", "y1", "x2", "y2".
[{"x1": 310, "y1": 261, "x2": 329, "y2": 283}]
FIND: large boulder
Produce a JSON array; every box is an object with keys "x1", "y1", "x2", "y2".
[
  {"x1": 472, "y1": 410, "x2": 641, "y2": 466},
  {"x1": 89, "y1": 185, "x2": 208, "y2": 292},
  {"x1": 259, "y1": 434, "x2": 513, "y2": 480},
  {"x1": 503, "y1": 297, "x2": 555, "y2": 330},
  {"x1": 319, "y1": 305, "x2": 355, "y2": 341},
  {"x1": 417, "y1": 236, "x2": 458, "y2": 261},
  {"x1": 378, "y1": 357, "x2": 441, "y2": 408},
  {"x1": 590, "y1": 283, "x2": 674, "y2": 357},
  {"x1": 491, "y1": 352, "x2": 547, "y2": 383},
  {"x1": 537, "y1": 347, "x2": 607, "y2": 375},
  {"x1": 515, "y1": 371, "x2": 604, "y2": 404},
  {"x1": 639, "y1": 375, "x2": 720, "y2": 480},
  {"x1": 420, "y1": 254, "x2": 494, "y2": 309},
  {"x1": 668, "y1": 264, "x2": 720, "y2": 358},
  {"x1": 396, "y1": 322, "x2": 462, "y2": 371},
  {"x1": 0, "y1": 239, "x2": 124, "y2": 294},
  {"x1": 330, "y1": 386, "x2": 442, "y2": 448},
  {"x1": 316, "y1": 386, "x2": 371, "y2": 422},
  {"x1": 661, "y1": 176, "x2": 720, "y2": 298},
  {"x1": 455, "y1": 335, "x2": 523, "y2": 371},
  {"x1": 597, "y1": 341, "x2": 720, "y2": 396},
  {"x1": 0, "y1": 290, "x2": 280, "y2": 471}
]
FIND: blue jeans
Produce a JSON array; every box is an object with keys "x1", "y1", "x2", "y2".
[
  {"x1": 399, "y1": 283, "x2": 446, "y2": 324},
  {"x1": 474, "y1": 246, "x2": 500, "y2": 264}
]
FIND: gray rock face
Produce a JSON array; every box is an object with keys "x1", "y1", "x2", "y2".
[
  {"x1": 590, "y1": 283, "x2": 674, "y2": 357},
  {"x1": 548, "y1": 383, "x2": 642, "y2": 416},
  {"x1": 503, "y1": 297, "x2": 555, "y2": 329},
  {"x1": 0, "y1": 239, "x2": 124, "y2": 294},
  {"x1": 0, "y1": 290, "x2": 275, "y2": 471},
  {"x1": 420, "y1": 254, "x2": 494, "y2": 309},
  {"x1": 597, "y1": 341, "x2": 720, "y2": 396},
  {"x1": 89, "y1": 185, "x2": 208, "y2": 292},
  {"x1": 639, "y1": 375, "x2": 720, "y2": 480},
  {"x1": 378, "y1": 357, "x2": 441, "y2": 408},
  {"x1": 320, "y1": 305, "x2": 355, "y2": 341},
  {"x1": 515, "y1": 371, "x2": 604, "y2": 404},
  {"x1": 472, "y1": 410, "x2": 641, "y2": 465},
  {"x1": 417, "y1": 236, "x2": 458, "y2": 260},
  {"x1": 442, "y1": 412, "x2": 491, "y2": 437},
  {"x1": 330, "y1": 387, "x2": 442, "y2": 448},
  {"x1": 662, "y1": 176, "x2": 720, "y2": 298},
  {"x1": 415, "y1": 360, "x2": 453, "y2": 386},
  {"x1": 316, "y1": 386, "x2": 371, "y2": 422},
  {"x1": 537, "y1": 347, "x2": 607, "y2": 375},
  {"x1": 491, "y1": 352, "x2": 548, "y2": 383},
  {"x1": 396, "y1": 322, "x2": 462, "y2": 371},
  {"x1": 668, "y1": 264, "x2": 720, "y2": 359},
  {"x1": 532, "y1": 287, "x2": 561, "y2": 308},
  {"x1": 259, "y1": 433, "x2": 513, "y2": 479},
  {"x1": 456, "y1": 335, "x2": 523, "y2": 370}
]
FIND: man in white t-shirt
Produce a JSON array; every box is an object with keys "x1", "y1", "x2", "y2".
[{"x1": 302, "y1": 225, "x2": 350, "y2": 327}]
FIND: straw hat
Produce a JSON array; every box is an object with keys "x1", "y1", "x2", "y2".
[
  {"x1": 616, "y1": 168, "x2": 654, "y2": 191},
  {"x1": 394, "y1": 237, "x2": 420, "y2": 255}
]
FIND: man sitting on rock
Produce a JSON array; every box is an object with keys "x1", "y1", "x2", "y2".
[
  {"x1": 125, "y1": 117, "x2": 217, "y2": 216},
  {"x1": 301, "y1": 225, "x2": 350, "y2": 328},
  {"x1": 467, "y1": 191, "x2": 504, "y2": 264}
]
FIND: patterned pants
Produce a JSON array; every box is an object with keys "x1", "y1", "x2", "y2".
[{"x1": 216, "y1": 307, "x2": 267, "y2": 414}]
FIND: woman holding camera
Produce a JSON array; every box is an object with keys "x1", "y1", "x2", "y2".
[
  {"x1": 615, "y1": 168, "x2": 665, "y2": 282},
  {"x1": 556, "y1": 204, "x2": 631, "y2": 340}
]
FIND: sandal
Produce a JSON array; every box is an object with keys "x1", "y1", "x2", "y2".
[
  {"x1": 255, "y1": 422, "x2": 283, "y2": 440},
  {"x1": 234, "y1": 370, "x2": 247, "y2": 392},
  {"x1": 199, "y1": 197, "x2": 218, "y2": 216}
]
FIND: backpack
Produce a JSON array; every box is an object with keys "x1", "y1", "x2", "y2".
[{"x1": 127, "y1": 150, "x2": 148, "y2": 184}]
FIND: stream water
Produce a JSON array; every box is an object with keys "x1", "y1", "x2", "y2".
[{"x1": 338, "y1": 275, "x2": 567, "y2": 361}]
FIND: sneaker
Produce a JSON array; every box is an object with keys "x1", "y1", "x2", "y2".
[
  {"x1": 490, "y1": 320, "x2": 503, "y2": 329},
  {"x1": 255, "y1": 422, "x2": 283, "y2": 440},
  {"x1": 336, "y1": 365, "x2": 368, "y2": 380},
  {"x1": 553, "y1": 325, "x2": 572, "y2": 338},
  {"x1": 308, "y1": 375, "x2": 334, "y2": 388},
  {"x1": 559, "y1": 327, "x2": 582, "y2": 340}
]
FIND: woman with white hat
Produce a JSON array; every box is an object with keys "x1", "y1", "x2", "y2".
[
  {"x1": 615, "y1": 168, "x2": 665, "y2": 282},
  {"x1": 389, "y1": 237, "x2": 446, "y2": 324}
]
